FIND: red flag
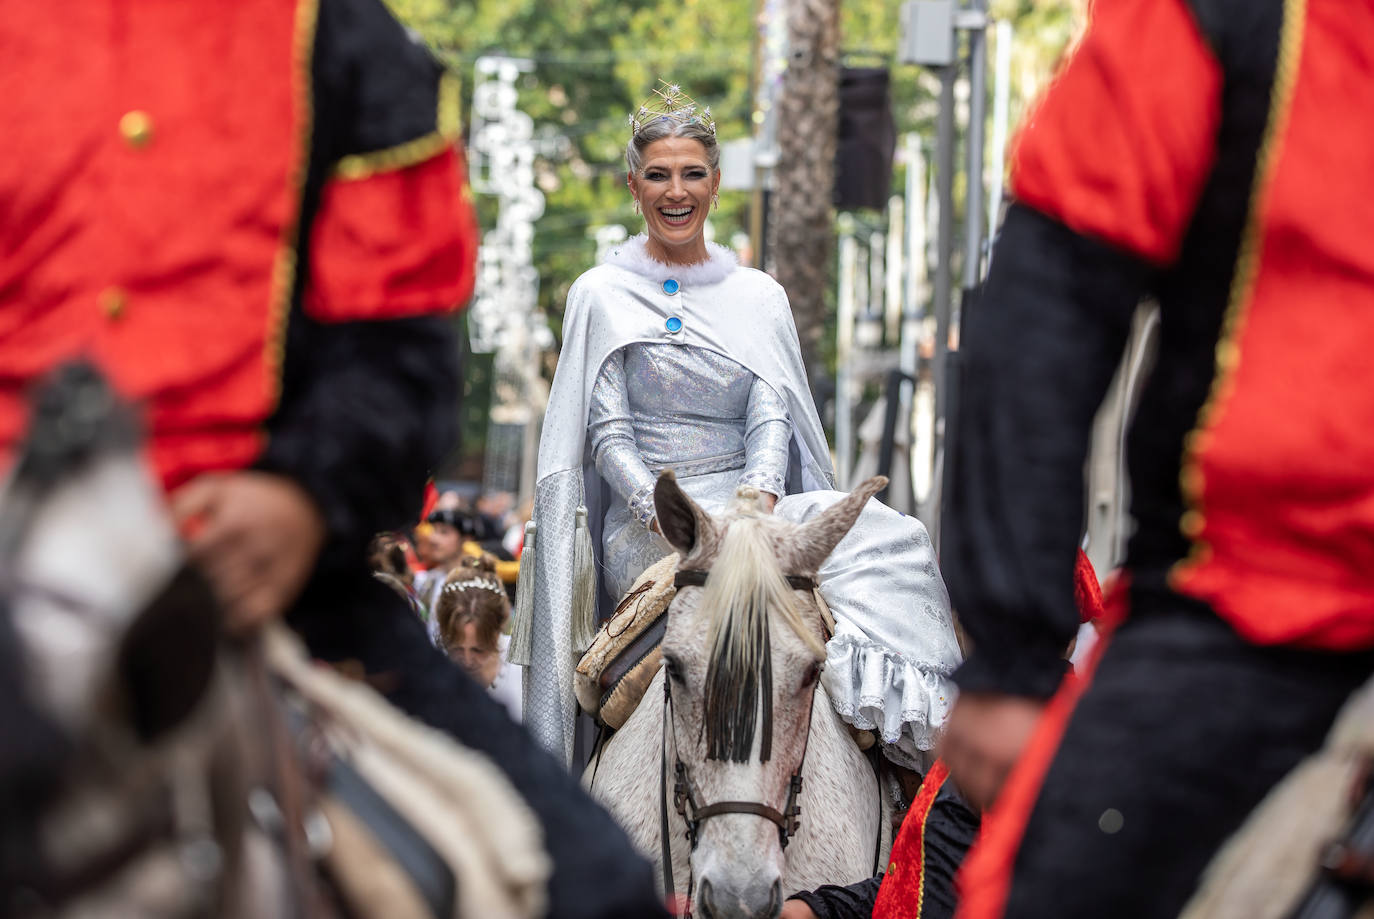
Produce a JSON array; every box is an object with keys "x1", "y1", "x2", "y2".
[{"x1": 419, "y1": 479, "x2": 439, "y2": 525}]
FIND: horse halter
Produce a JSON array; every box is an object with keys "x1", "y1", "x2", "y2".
[
  {"x1": 658, "y1": 566, "x2": 823, "y2": 908},
  {"x1": 664, "y1": 676, "x2": 818, "y2": 851}
]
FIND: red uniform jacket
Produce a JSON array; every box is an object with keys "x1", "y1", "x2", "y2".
[
  {"x1": 0, "y1": 0, "x2": 478, "y2": 492},
  {"x1": 946, "y1": 0, "x2": 1374, "y2": 702}
]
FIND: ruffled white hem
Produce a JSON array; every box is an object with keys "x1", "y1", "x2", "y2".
[
  {"x1": 822, "y1": 633, "x2": 958, "y2": 760},
  {"x1": 602, "y1": 234, "x2": 738, "y2": 287}
]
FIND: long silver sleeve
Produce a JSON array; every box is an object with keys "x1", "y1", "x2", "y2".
[
  {"x1": 588, "y1": 349, "x2": 658, "y2": 527},
  {"x1": 740, "y1": 377, "x2": 791, "y2": 498}
]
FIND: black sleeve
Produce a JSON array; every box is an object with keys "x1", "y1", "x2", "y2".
[
  {"x1": 919, "y1": 783, "x2": 981, "y2": 919},
  {"x1": 785, "y1": 776, "x2": 980, "y2": 919},
  {"x1": 943, "y1": 203, "x2": 1150, "y2": 698},
  {"x1": 312, "y1": 0, "x2": 445, "y2": 164},
  {"x1": 255, "y1": 0, "x2": 460, "y2": 571},
  {"x1": 255, "y1": 316, "x2": 460, "y2": 573},
  {"x1": 788, "y1": 876, "x2": 882, "y2": 919}
]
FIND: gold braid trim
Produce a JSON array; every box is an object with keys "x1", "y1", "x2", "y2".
[
  {"x1": 265, "y1": 0, "x2": 320, "y2": 412},
  {"x1": 331, "y1": 70, "x2": 462, "y2": 181},
  {"x1": 1170, "y1": 0, "x2": 1307, "y2": 584},
  {"x1": 438, "y1": 67, "x2": 463, "y2": 139}
]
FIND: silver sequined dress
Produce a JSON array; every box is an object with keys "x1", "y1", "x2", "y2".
[{"x1": 589, "y1": 344, "x2": 792, "y2": 599}]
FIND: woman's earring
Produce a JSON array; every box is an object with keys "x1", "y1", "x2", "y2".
[
  {"x1": 633, "y1": 198, "x2": 641, "y2": 216},
  {"x1": 712, "y1": 193, "x2": 720, "y2": 211}
]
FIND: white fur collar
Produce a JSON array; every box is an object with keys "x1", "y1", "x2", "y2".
[{"x1": 602, "y1": 234, "x2": 738, "y2": 287}]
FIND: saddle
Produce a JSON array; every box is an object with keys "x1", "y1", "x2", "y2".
[
  {"x1": 14, "y1": 625, "x2": 551, "y2": 919},
  {"x1": 574, "y1": 554, "x2": 680, "y2": 729},
  {"x1": 1180, "y1": 675, "x2": 1374, "y2": 919},
  {"x1": 263, "y1": 626, "x2": 551, "y2": 919}
]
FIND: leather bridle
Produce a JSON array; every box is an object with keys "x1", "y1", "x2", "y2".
[{"x1": 659, "y1": 567, "x2": 823, "y2": 913}]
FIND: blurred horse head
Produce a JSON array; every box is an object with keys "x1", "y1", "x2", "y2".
[
  {"x1": 1, "y1": 362, "x2": 218, "y2": 749},
  {"x1": 0, "y1": 365, "x2": 551, "y2": 919},
  {"x1": 0, "y1": 363, "x2": 292, "y2": 917}
]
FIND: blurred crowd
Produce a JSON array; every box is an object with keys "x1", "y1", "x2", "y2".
[{"x1": 367, "y1": 488, "x2": 531, "y2": 722}]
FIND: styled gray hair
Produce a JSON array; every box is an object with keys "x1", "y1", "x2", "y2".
[{"x1": 626, "y1": 117, "x2": 721, "y2": 176}]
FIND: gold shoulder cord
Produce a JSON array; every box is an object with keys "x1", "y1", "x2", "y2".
[{"x1": 332, "y1": 69, "x2": 462, "y2": 181}]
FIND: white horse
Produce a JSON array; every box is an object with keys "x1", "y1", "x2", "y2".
[
  {"x1": 0, "y1": 363, "x2": 295, "y2": 916},
  {"x1": 0, "y1": 364, "x2": 548, "y2": 919},
  {"x1": 588, "y1": 472, "x2": 894, "y2": 919}
]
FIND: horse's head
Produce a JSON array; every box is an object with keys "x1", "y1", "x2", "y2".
[
  {"x1": 0, "y1": 364, "x2": 221, "y2": 871},
  {"x1": 654, "y1": 471, "x2": 886, "y2": 919}
]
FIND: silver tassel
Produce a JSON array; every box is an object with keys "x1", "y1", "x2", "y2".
[
  {"x1": 570, "y1": 505, "x2": 598, "y2": 654},
  {"x1": 507, "y1": 521, "x2": 537, "y2": 667}
]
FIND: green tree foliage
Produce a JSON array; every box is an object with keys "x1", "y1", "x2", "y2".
[{"x1": 386, "y1": 0, "x2": 758, "y2": 338}]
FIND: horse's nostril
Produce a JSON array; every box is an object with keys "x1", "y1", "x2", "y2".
[
  {"x1": 698, "y1": 878, "x2": 715, "y2": 919},
  {"x1": 767, "y1": 879, "x2": 782, "y2": 917}
]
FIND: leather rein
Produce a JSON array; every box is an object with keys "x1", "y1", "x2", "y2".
[{"x1": 659, "y1": 567, "x2": 823, "y2": 913}]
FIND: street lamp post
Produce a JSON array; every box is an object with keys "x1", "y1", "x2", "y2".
[{"x1": 898, "y1": 0, "x2": 989, "y2": 548}]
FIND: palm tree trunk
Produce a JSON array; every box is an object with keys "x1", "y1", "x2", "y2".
[{"x1": 768, "y1": 0, "x2": 840, "y2": 389}]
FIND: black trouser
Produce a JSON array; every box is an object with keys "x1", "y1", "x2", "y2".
[
  {"x1": 1001, "y1": 596, "x2": 1374, "y2": 919},
  {"x1": 289, "y1": 571, "x2": 668, "y2": 919}
]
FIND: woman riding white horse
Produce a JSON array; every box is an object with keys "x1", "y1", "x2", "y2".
[
  {"x1": 588, "y1": 474, "x2": 947, "y2": 918},
  {"x1": 524, "y1": 82, "x2": 832, "y2": 769},
  {"x1": 524, "y1": 82, "x2": 960, "y2": 781}
]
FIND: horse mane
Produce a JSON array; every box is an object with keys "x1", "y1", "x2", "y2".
[{"x1": 699, "y1": 506, "x2": 825, "y2": 764}]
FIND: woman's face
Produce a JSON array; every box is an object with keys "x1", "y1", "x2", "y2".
[
  {"x1": 448, "y1": 622, "x2": 501, "y2": 687},
  {"x1": 629, "y1": 136, "x2": 719, "y2": 256}
]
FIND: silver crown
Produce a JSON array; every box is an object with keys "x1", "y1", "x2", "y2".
[
  {"x1": 441, "y1": 576, "x2": 503, "y2": 596},
  {"x1": 629, "y1": 81, "x2": 716, "y2": 138}
]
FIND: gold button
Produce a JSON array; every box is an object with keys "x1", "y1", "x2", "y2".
[
  {"x1": 99, "y1": 287, "x2": 128, "y2": 319},
  {"x1": 1180, "y1": 510, "x2": 1205, "y2": 539},
  {"x1": 1215, "y1": 340, "x2": 1241, "y2": 372},
  {"x1": 119, "y1": 110, "x2": 154, "y2": 148}
]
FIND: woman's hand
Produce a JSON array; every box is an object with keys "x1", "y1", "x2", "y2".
[{"x1": 761, "y1": 492, "x2": 778, "y2": 513}]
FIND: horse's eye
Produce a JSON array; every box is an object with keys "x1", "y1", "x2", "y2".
[
  {"x1": 801, "y1": 662, "x2": 821, "y2": 688},
  {"x1": 664, "y1": 654, "x2": 685, "y2": 684}
]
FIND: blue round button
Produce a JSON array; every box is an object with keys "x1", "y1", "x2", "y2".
[
  {"x1": 662, "y1": 278, "x2": 681, "y2": 295},
  {"x1": 665, "y1": 316, "x2": 683, "y2": 333}
]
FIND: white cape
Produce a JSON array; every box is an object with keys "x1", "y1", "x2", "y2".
[
  {"x1": 776, "y1": 491, "x2": 962, "y2": 768},
  {"x1": 525, "y1": 238, "x2": 834, "y2": 765}
]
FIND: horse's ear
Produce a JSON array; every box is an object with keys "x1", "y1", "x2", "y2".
[
  {"x1": 654, "y1": 470, "x2": 712, "y2": 556},
  {"x1": 791, "y1": 476, "x2": 887, "y2": 573}
]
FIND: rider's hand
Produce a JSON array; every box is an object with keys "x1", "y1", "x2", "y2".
[
  {"x1": 171, "y1": 471, "x2": 326, "y2": 632},
  {"x1": 761, "y1": 491, "x2": 778, "y2": 513},
  {"x1": 938, "y1": 691, "x2": 1046, "y2": 813},
  {"x1": 779, "y1": 901, "x2": 818, "y2": 919}
]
